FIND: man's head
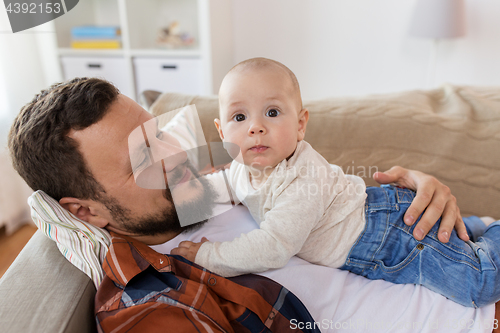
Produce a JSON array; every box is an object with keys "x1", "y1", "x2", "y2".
[
  {"x1": 215, "y1": 58, "x2": 309, "y2": 174},
  {"x1": 9, "y1": 78, "x2": 213, "y2": 244},
  {"x1": 8, "y1": 77, "x2": 118, "y2": 202}
]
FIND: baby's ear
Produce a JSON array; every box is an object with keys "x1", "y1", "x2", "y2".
[
  {"x1": 297, "y1": 109, "x2": 309, "y2": 141},
  {"x1": 214, "y1": 118, "x2": 225, "y2": 140}
]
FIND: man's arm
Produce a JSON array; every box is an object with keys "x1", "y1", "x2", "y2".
[{"x1": 373, "y1": 166, "x2": 469, "y2": 243}]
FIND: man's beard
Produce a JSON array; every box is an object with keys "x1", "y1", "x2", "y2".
[{"x1": 100, "y1": 163, "x2": 217, "y2": 236}]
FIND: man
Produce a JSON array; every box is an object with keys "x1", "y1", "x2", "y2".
[{"x1": 8, "y1": 78, "x2": 476, "y2": 332}]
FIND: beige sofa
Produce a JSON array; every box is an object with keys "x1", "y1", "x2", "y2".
[{"x1": 0, "y1": 85, "x2": 499, "y2": 333}]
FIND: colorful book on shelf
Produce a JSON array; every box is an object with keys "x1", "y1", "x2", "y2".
[
  {"x1": 71, "y1": 26, "x2": 121, "y2": 39},
  {"x1": 71, "y1": 40, "x2": 121, "y2": 49}
]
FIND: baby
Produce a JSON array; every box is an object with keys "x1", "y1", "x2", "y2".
[{"x1": 173, "y1": 57, "x2": 500, "y2": 308}]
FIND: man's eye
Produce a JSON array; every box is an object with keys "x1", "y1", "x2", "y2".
[
  {"x1": 266, "y1": 109, "x2": 280, "y2": 117},
  {"x1": 234, "y1": 114, "x2": 246, "y2": 122},
  {"x1": 132, "y1": 150, "x2": 150, "y2": 174}
]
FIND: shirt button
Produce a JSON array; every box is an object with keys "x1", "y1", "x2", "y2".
[{"x1": 208, "y1": 277, "x2": 217, "y2": 286}]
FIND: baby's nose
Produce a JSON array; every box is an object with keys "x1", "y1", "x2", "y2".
[{"x1": 248, "y1": 122, "x2": 266, "y2": 135}]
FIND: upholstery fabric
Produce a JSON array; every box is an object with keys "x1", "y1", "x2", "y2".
[{"x1": 0, "y1": 231, "x2": 97, "y2": 333}]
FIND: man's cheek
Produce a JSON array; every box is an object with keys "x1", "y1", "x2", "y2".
[{"x1": 134, "y1": 162, "x2": 167, "y2": 189}]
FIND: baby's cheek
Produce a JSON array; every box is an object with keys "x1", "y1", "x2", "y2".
[
  {"x1": 222, "y1": 140, "x2": 240, "y2": 157},
  {"x1": 234, "y1": 151, "x2": 245, "y2": 165}
]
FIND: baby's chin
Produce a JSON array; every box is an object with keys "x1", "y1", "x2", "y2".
[{"x1": 244, "y1": 159, "x2": 280, "y2": 173}]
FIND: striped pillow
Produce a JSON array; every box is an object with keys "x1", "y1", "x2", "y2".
[{"x1": 29, "y1": 190, "x2": 111, "y2": 288}]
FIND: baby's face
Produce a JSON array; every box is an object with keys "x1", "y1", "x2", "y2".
[{"x1": 215, "y1": 67, "x2": 308, "y2": 171}]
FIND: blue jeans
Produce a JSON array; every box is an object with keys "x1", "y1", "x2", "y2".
[{"x1": 339, "y1": 185, "x2": 500, "y2": 308}]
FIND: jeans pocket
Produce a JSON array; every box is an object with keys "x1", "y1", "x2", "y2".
[
  {"x1": 375, "y1": 243, "x2": 423, "y2": 274},
  {"x1": 468, "y1": 241, "x2": 496, "y2": 272}
]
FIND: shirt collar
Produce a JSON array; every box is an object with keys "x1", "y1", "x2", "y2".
[{"x1": 103, "y1": 232, "x2": 174, "y2": 286}]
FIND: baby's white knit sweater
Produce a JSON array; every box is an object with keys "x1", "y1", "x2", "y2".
[{"x1": 196, "y1": 140, "x2": 367, "y2": 277}]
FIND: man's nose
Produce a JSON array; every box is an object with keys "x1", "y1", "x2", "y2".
[
  {"x1": 248, "y1": 120, "x2": 266, "y2": 135},
  {"x1": 148, "y1": 135, "x2": 188, "y2": 173}
]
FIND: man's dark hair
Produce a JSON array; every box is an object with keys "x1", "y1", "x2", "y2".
[{"x1": 8, "y1": 77, "x2": 120, "y2": 201}]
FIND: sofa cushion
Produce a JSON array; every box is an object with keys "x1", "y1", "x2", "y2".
[
  {"x1": 0, "y1": 231, "x2": 97, "y2": 333},
  {"x1": 149, "y1": 85, "x2": 500, "y2": 218}
]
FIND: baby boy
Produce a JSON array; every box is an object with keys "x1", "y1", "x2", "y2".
[{"x1": 172, "y1": 57, "x2": 500, "y2": 308}]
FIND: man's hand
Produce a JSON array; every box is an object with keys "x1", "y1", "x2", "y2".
[
  {"x1": 373, "y1": 166, "x2": 469, "y2": 243},
  {"x1": 170, "y1": 237, "x2": 209, "y2": 262}
]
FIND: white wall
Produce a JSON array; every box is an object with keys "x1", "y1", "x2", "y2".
[
  {"x1": 229, "y1": 0, "x2": 500, "y2": 100},
  {"x1": 0, "y1": 17, "x2": 61, "y2": 148},
  {"x1": 208, "y1": 0, "x2": 234, "y2": 95},
  {"x1": 0, "y1": 17, "x2": 61, "y2": 234}
]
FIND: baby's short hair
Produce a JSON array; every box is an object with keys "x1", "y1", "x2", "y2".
[{"x1": 225, "y1": 57, "x2": 303, "y2": 109}]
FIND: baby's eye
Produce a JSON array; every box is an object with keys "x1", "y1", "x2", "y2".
[
  {"x1": 234, "y1": 114, "x2": 246, "y2": 122},
  {"x1": 266, "y1": 109, "x2": 280, "y2": 117}
]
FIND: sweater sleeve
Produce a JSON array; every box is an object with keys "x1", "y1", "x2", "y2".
[{"x1": 195, "y1": 177, "x2": 327, "y2": 277}]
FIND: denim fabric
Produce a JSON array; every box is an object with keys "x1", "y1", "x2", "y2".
[
  {"x1": 340, "y1": 185, "x2": 500, "y2": 308},
  {"x1": 463, "y1": 215, "x2": 488, "y2": 242}
]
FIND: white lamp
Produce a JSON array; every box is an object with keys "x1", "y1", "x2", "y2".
[{"x1": 408, "y1": 0, "x2": 466, "y2": 88}]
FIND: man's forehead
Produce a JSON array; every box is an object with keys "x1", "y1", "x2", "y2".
[
  {"x1": 69, "y1": 95, "x2": 151, "y2": 156},
  {"x1": 112, "y1": 95, "x2": 151, "y2": 123},
  {"x1": 105, "y1": 96, "x2": 153, "y2": 140}
]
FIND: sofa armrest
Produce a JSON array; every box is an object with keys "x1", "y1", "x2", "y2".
[{"x1": 0, "y1": 230, "x2": 97, "y2": 333}]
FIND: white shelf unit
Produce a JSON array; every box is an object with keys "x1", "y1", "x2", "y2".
[{"x1": 52, "y1": 0, "x2": 232, "y2": 101}]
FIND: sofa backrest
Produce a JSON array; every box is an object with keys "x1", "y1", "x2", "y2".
[{"x1": 149, "y1": 84, "x2": 500, "y2": 218}]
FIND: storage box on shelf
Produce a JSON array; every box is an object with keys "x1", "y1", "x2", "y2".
[
  {"x1": 133, "y1": 57, "x2": 203, "y2": 97},
  {"x1": 61, "y1": 56, "x2": 133, "y2": 97}
]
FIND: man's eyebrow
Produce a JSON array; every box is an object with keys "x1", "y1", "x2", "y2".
[
  {"x1": 127, "y1": 125, "x2": 151, "y2": 173},
  {"x1": 140, "y1": 116, "x2": 163, "y2": 147},
  {"x1": 128, "y1": 140, "x2": 145, "y2": 166},
  {"x1": 148, "y1": 117, "x2": 162, "y2": 137}
]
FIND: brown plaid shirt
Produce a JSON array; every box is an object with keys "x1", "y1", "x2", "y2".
[{"x1": 95, "y1": 232, "x2": 320, "y2": 332}]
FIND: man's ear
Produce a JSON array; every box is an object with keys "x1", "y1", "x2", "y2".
[
  {"x1": 297, "y1": 109, "x2": 309, "y2": 141},
  {"x1": 59, "y1": 197, "x2": 110, "y2": 228},
  {"x1": 214, "y1": 118, "x2": 225, "y2": 140}
]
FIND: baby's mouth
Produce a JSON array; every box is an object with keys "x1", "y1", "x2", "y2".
[{"x1": 249, "y1": 145, "x2": 269, "y2": 153}]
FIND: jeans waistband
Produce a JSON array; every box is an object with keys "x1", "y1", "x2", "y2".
[{"x1": 365, "y1": 185, "x2": 416, "y2": 212}]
